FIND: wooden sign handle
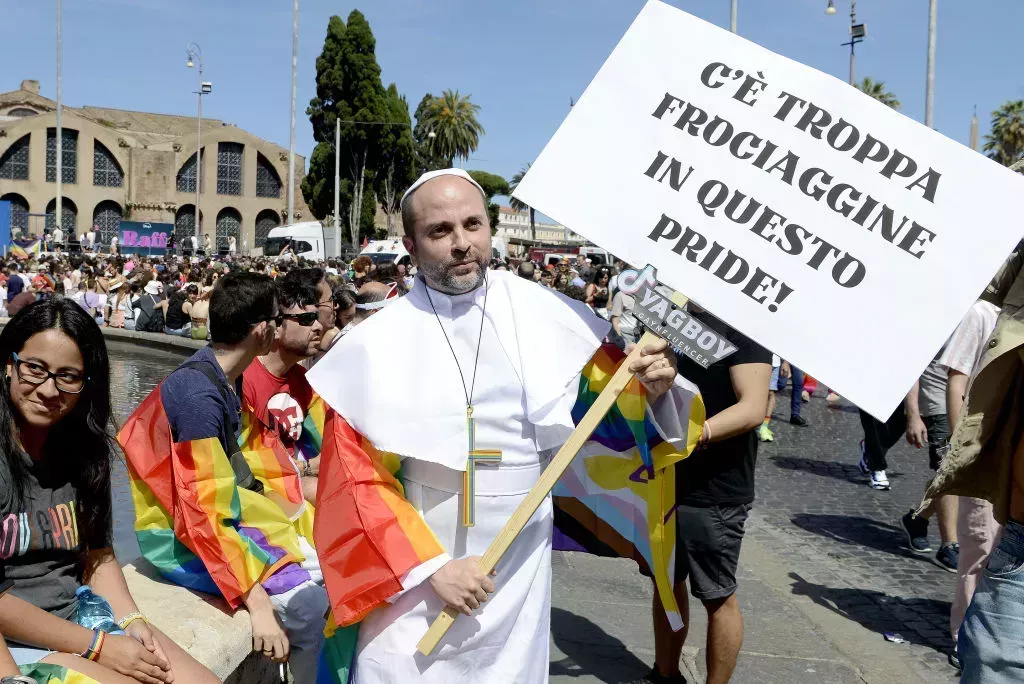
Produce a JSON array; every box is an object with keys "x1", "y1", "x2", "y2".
[{"x1": 416, "y1": 330, "x2": 662, "y2": 656}]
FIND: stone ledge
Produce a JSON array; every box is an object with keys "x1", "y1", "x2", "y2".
[
  {"x1": 123, "y1": 562, "x2": 277, "y2": 683},
  {"x1": 0, "y1": 317, "x2": 205, "y2": 356}
]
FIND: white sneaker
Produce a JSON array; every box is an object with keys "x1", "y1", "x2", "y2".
[{"x1": 870, "y1": 470, "x2": 890, "y2": 490}]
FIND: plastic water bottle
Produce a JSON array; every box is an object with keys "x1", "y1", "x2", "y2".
[{"x1": 76, "y1": 586, "x2": 125, "y2": 634}]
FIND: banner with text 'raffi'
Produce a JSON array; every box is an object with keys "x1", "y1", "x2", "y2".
[{"x1": 513, "y1": 0, "x2": 1024, "y2": 419}]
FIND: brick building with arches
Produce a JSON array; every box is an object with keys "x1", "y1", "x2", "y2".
[{"x1": 0, "y1": 79, "x2": 309, "y2": 252}]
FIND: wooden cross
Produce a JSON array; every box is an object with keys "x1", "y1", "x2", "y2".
[{"x1": 463, "y1": 406, "x2": 501, "y2": 527}]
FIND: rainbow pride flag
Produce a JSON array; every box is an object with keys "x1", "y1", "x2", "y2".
[
  {"x1": 314, "y1": 413, "x2": 447, "y2": 627},
  {"x1": 119, "y1": 380, "x2": 312, "y2": 609},
  {"x1": 18, "y1": 663, "x2": 99, "y2": 683},
  {"x1": 238, "y1": 409, "x2": 306, "y2": 521},
  {"x1": 554, "y1": 344, "x2": 705, "y2": 631},
  {"x1": 297, "y1": 393, "x2": 327, "y2": 461}
]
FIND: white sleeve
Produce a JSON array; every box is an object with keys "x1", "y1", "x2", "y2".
[{"x1": 385, "y1": 553, "x2": 452, "y2": 603}]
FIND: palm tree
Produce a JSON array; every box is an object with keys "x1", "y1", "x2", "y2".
[
  {"x1": 856, "y1": 77, "x2": 901, "y2": 110},
  {"x1": 984, "y1": 100, "x2": 1024, "y2": 168},
  {"x1": 508, "y1": 164, "x2": 536, "y2": 242},
  {"x1": 420, "y1": 89, "x2": 485, "y2": 166}
]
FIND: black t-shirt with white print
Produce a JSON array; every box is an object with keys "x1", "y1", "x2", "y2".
[{"x1": 0, "y1": 450, "x2": 111, "y2": 620}]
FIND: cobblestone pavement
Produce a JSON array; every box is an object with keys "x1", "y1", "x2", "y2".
[{"x1": 750, "y1": 388, "x2": 961, "y2": 681}]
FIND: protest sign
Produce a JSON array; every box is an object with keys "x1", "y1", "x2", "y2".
[
  {"x1": 512, "y1": 0, "x2": 1024, "y2": 418},
  {"x1": 119, "y1": 221, "x2": 171, "y2": 255}
]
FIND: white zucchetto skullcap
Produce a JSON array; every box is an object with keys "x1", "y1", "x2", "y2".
[{"x1": 400, "y1": 168, "x2": 487, "y2": 209}]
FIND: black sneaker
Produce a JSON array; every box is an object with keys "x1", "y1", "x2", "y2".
[
  {"x1": 790, "y1": 415, "x2": 809, "y2": 427},
  {"x1": 621, "y1": 669, "x2": 688, "y2": 684},
  {"x1": 937, "y1": 543, "x2": 960, "y2": 572},
  {"x1": 900, "y1": 509, "x2": 932, "y2": 553}
]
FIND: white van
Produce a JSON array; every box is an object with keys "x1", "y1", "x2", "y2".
[
  {"x1": 578, "y1": 245, "x2": 612, "y2": 267},
  {"x1": 264, "y1": 222, "x2": 338, "y2": 262},
  {"x1": 359, "y1": 239, "x2": 412, "y2": 268}
]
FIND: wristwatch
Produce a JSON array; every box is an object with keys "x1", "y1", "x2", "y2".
[{"x1": 2, "y1": 676, "x2": 40, "y2": 684}]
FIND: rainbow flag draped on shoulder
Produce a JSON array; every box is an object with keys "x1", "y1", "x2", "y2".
[
  {"x1": 313, "y1": 413, "x2": 447, "y2": 684},
  {"x1": 554, "y1": 344, "x2": 705, "y2": 631},
  {"x1": 118, "y1": 356, "x2": 314, "y2": 609}
]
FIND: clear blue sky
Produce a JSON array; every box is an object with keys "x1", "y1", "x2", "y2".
[{"x1": 4, "y1": 0, "x2": 1022, "y2": 192}]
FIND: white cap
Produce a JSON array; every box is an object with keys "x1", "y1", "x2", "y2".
[{"x1": 400, "y1": 168, "x2": 487, "y2": 210}]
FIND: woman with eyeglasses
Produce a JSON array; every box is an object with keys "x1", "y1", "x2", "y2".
[{"x1": 0, "y1": 299, "x2": 219, "y2": 683}]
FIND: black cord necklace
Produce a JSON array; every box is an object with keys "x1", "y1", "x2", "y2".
[{"x1": 423, "y1": 272, "x2": 490, "y2": 428}]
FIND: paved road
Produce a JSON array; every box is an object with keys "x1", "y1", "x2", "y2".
[{"x1": 549, "y1": 388, "x2": 962, "y2": 683}]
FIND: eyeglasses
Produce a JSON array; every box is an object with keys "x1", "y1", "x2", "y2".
[
  {"x1": 10, "y1": 353, "x2": 88, "y2": 394},
  {"x1": 276, "y1": 311, "x2": 319, "y2": 327}
]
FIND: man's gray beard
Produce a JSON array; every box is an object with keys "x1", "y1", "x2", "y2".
[{"x1": 420, "y1": 258, "x2": 488, "y2": 295}]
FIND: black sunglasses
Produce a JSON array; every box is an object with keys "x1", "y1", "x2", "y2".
[{"x1": 276, "y1": 311, "x2": 319, "y2": 327}]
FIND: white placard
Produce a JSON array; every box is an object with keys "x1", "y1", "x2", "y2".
[{"x1": 513, "y1": 0, "x2": 1024, "y2": 419}]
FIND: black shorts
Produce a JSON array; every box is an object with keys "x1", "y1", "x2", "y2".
[
  {"x1": 674, "y1": 503, "x2": 750, "y2": 601},
  {"x1": 923, "y1": 414, "x2": 951, "y2": 470}
]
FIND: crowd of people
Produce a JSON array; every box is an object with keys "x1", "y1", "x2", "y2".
[{"x1": 0, "y1": 169, "x2": 1018, "y2": 684}]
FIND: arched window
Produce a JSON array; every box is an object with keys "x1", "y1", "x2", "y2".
[
  {"x1": 216, "y1": 142, "x2": 243, "y2": 195},
  {"x1": 1, "y1": 194, "x2": 29, "y2": 233},
  {"x1": 256, "y1": 154, "x2": 282, "y2": 198},
  {"x1": 46, "y1": 128, "x2": 78, "y2": 184},
  {"x1": 93, "y1": 201, "x2": 122, "y2": 244},
  {"x1": 7, "y1": 108, "x2": 38, "y2": 118},
  {"x1": 45, "y1": 197, "x2": 77, "y2": 234},
  {"x1": 93, "y1": 141, "x2": 124, "y2": 187},
  {"x1": 254, "y1": 209, "x2": 280, "y2": 248},
  {"x1": 176, "y1": 149, "x2": 205, "y2": 193},
  {"x1": 0, "y1": 135, "x2": 30, "y2": 180},
  {"x1": 175, "y1": 205, "x2": 202, "y2": 244},
  {"x1": 216, "y1": 207, "x2": 241, "y2": 250}
]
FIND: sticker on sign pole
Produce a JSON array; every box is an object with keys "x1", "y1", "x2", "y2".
[{"x1": 619, "y1": 265, "x2": 737, "y2": 368}]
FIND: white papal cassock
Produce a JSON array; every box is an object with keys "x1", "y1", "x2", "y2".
[{"x1": 307, "y1": 270, "x2": 690, "y2": 683}]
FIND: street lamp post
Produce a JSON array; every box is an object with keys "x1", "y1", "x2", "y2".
[
  {"x1": 56, "y1": 0, "x2": 62, "y2": 234},
  {"x1": 826, "y1": 0, "x2": 865, "y2": 87},
  {"x1": 730, "y1": 0, "x2": 738, "y2": 33},
  {"x1": 186, "y1": 44, "x2": 211, "y2": 244},
  {"x1": 925, "y1": 0, "x2": 937, "y2": 128},
  {"x1": 288, "y1": 0, "x2": 299, "y2": 226}
]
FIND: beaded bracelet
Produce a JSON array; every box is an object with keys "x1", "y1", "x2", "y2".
[
  {"x1": 117, "y1": 611, "x2": 147, "y2": 630},
  {"x1": 81, "y1": 629, "x2": 106, "y2": 662}
]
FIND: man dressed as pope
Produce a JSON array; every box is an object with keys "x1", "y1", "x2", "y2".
[{"x1": 308, "y1": 169, "x2": 696, "y2": 683}]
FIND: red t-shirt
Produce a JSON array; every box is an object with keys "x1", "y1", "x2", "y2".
[{"x1": 242, "y1": 359, "x2": 315, "y2": 456}]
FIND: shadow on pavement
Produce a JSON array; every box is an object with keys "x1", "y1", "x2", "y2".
[
  {"x1": 771, "y1": 456, "x2": 869, "y2": 483},
  {"x1": 789, "y1": 513, "x2": 928, "y2": 560},
  {"x1": 788, "y1": 572, "x2": 953, "y2": 654},
  {"x1": 550, "y1": 607, "x2": 650, "y2": 682},
  {"x1": 771, "y1": 456, "x2": 905, "y2": 483}
]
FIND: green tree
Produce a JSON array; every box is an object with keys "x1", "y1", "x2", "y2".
[
  {"x1": 467, "y1": 170, "x2": 509, "y2": 198},
  {"x1": 508, "y1": 163, "x2": 536, "y2": 242},
  {"x1": 984, "y1": 100, "x2": 1024, "y2": 168},
  {"x1": 378, "y1": 83, "x2": 416, "y2": 236},
  {"x1": 419, "y1": 89, "x2": 485, "y2": 165},
  {"x1": 301, "y1": 16, "x2": 347, "y2": 222},
  {"x1": 467, "y1": 170, "x2": 508, "y2": 232},
  {"x1": 855, "y1": 77, "x2": 901, "y2": 110},
  {"x1": 302, "y1": 11, "x2": 391, "y2": 246},
  {"x1": 412, "y1": 93, "x2": 449, "y2": 175}
]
